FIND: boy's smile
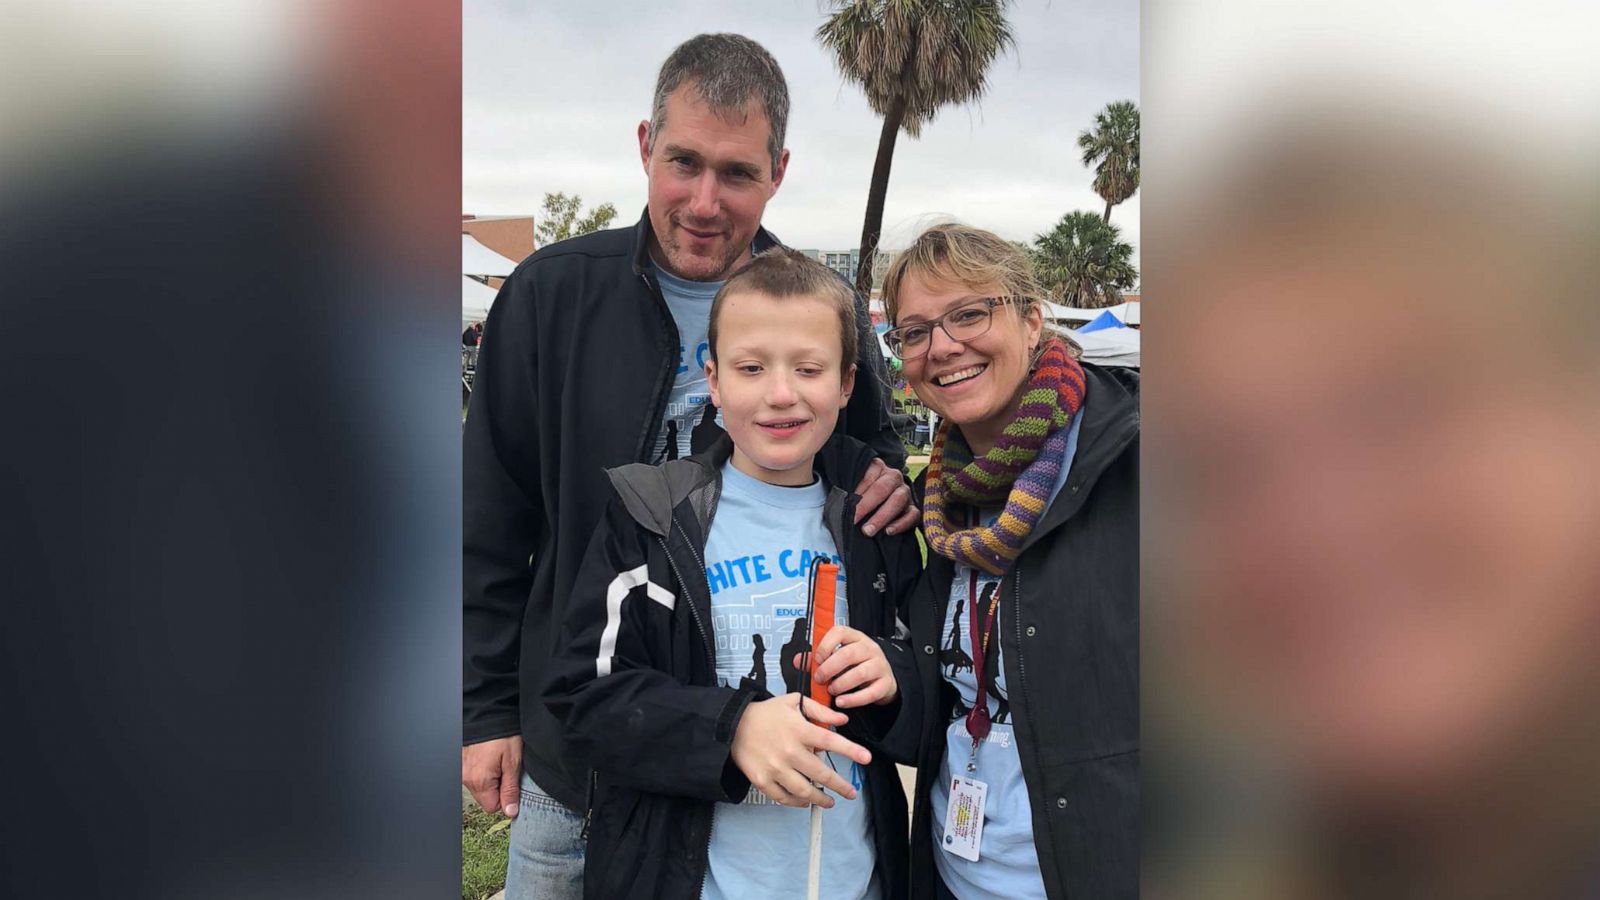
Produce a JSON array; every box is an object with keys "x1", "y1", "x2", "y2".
[
  {"x1": 756, "y1": 418, "x2": 810, "y2": 438},
  {"x1": 706, "y1": 290, "x2": 855, "y2": 486}
]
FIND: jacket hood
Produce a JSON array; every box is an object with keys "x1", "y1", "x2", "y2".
[
  {"x1": 628, "y1": 207, "x2": 784, "y2": 276},
  {"x1": 1073, "y1": 363, "x2": 1139, "y2": 472},
  {"x1": 1023, "y1": 362, "x2": 1139, "y2": 545}
]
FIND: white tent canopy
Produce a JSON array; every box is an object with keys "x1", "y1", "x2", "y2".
[
  {"x1": 1042, "y1": 301, "x2": 1140, "y2": 327},
  {"x1": 1068, "y1": 325, "x2": 1140, "y2": 368},
  {"x1": 462, "y1": 233, "x2": 518, "y2": 277},
  {"x1": 463, "y1": 276, "x2": 498, "y2": 326}
]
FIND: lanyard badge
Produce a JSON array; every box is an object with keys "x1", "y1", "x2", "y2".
[
  {"x1": 946, "y1": 571, "x2": 999, "y2": 863},
  {"x1": 965, "y1": 571, "x2": 1000, "y2": 772}
]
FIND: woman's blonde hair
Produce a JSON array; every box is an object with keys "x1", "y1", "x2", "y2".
[{"x1": 880, "y1": 222, "x2": 1079, "y2": 361}]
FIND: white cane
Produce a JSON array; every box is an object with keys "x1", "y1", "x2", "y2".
[
  {"x1": 806, "y1": 786, "x2": 823, "y2": 900},
  {"x1": 803, "y1": 558, "x2": 840, "y2": 900}
]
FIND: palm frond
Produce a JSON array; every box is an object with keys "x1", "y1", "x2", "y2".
[
  {"x1": 1077, "y1": 100, "x2": 1141, "y2": 217},
  {"x1": 1030, "y1": 210, "x2": 1138, "y2": 307},
  {"x1": 819, "y1": 0, "x2": 1015, "y2": 136}
]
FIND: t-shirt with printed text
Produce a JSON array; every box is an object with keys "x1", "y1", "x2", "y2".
[
  {"x1": 701, "y1": 461, "x2": 878, "y2": 900},
  {"x1": 650, "y1": 263, "x2": 724, "y2": 463}
]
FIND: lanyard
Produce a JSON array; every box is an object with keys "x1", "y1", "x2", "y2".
[{"x1": 964, "y1": 569, "x2": 1000, "y2": 770}]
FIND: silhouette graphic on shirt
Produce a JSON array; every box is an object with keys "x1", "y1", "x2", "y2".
[
  {"x1": 662, "y1": 420, "x2": 680, "y2": 461},
  {"x1": 780, "y1": 617, "x2": 810, "y2": 694},
  {"x1": 739, "y1": 634, "x2": 768, "y2": 693},
  {"x1": 976, "y1": 580, "x2": 1010, "y2": 724},
  {"x1": 690, "y1": 402, "x2": 722, "y2": 456},
  {"x1": 941, "y1": 597, "x2": 973, "y2": 676}
]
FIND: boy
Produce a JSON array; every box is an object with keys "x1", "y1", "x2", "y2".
[{"x1": 544, "y1": 249, "x2": 922, "y2": 899}]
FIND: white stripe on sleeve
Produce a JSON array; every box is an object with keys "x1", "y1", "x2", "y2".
[{"x1": 597, "y1": 564, "x2": 676, "y2": 677}]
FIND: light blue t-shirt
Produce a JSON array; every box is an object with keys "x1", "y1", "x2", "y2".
[
  {"x1": 930, "y1": 411, "x2": 1082, "y2": 900},
  {"x1": 651, "y1": 264, "x2": 724, "y2": 463},
  {"x1": 701, "y1": 461, "x2": 879, "y2": 900}
]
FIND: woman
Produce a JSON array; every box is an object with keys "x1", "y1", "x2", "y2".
[{"x1": 879, "y1": 224, "x2": 1138, "y2": 899}]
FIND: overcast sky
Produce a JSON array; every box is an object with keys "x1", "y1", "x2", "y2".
[{"x1": 464, "y1": 0, "x2": 1139, "y2": 264}]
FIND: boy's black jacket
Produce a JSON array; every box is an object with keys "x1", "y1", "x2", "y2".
[{"x1": 544, "y1": 433, "x2": 923, "y2": 900}]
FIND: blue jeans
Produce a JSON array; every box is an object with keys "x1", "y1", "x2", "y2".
[{"x1": 504, "y1": 773, "x2": 585, "y2": 900}]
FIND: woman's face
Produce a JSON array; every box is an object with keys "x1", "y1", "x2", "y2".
[{"x1": 896, "y1": 273, "x2": 1043, "y2": 450}]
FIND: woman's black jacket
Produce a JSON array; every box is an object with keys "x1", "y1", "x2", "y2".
[{"x1": 881, "y1": 363, "x2": 1140, "y2": 899}]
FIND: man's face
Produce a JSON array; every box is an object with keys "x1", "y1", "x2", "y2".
[{"x1": 639, "y1": 84, "x2": 788, "y2": 282}]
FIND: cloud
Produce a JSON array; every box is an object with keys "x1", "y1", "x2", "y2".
[{"x1": 464, "y1": 0, "x2": 1139, "y2": 258}]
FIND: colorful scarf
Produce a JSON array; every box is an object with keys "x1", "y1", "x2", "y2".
[{"x1": 922, "y1": 338, "x2": 1085, "y2": 575}]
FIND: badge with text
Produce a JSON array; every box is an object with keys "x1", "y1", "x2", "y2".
[{"x1": 940, "y1": 775, "x2": 987, "y2": 862}]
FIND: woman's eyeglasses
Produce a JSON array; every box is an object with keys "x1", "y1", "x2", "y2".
[{"x1": 882, "y1": 297, "x2": 1009, "y2": 360}]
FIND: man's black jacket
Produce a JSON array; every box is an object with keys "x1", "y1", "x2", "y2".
[
  {"x1": 543, "y1": 434, "x2": 921, "y2": 899},
  {"x1": 883, "y1": 363, "x2": 1140, "y2": 900},
  {"x1": 463, "y1": 209, "x2": 905, "y2": 809}
]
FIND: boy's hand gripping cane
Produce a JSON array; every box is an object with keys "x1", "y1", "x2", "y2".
[{"x1": 801, "y1": 558, "x2": 839, "y2": 900}]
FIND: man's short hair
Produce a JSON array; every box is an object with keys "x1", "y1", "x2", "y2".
[
  {"x1": 648, "y1": 33, "x2": 789, "y2": 175},
  {"x1": 708, "y1": 248, "x2": 858, "y2": 375}
]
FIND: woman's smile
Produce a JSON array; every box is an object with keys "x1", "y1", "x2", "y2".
[{"x1": 930, "y1": 364, "x2": 989, "y2": 389}]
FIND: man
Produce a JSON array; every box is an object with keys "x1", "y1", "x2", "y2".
[{"x1": 463, "y1": 33, "x2": 917, "y2": 899}]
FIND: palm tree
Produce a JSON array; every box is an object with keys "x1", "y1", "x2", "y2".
[
  {"x1": 818, "y1": 0, "x2": 1015, "y2": 296},
  {"x1": 1031, "y1": 211, "x2": 1137, "y2": 308},
  {"x1": 1077, "y1": 100, "x2": 1140, "y2": 223}
]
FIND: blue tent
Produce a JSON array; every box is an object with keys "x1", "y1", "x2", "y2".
[{"x1": 1076, "y1": 309, "x2": 1126, "y2": 333}]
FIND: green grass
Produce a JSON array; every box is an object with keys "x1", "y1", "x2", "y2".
[{"x1": 462, "y1": 804, "x2": 510, "y2": 900}]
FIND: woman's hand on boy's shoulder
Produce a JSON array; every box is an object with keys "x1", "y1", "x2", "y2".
[{"x1": 853, "y1": 458, "x2": 918, "y2": 537}]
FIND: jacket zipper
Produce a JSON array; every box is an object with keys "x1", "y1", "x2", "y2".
[
  {"x1": 636, "y1": 271, "x2": 680, "y2": 463},
  {"x1": 660, "y1": 534, "x2": 716, "y2": 664},
  {"x1": 580, "y1": 768, "x2": 596, "y2": 840},
  {"x1": 657, "y1": 530, "x2": 718, "y2": 896}
]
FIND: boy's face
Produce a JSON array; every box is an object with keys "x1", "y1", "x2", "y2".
[{"x1": 706, "y1": 290, "x2": 855, "y2": 486}]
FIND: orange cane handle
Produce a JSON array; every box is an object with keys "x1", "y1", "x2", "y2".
[{"x1": 808, "y1": 562, "x2": 840, "y2": 707}]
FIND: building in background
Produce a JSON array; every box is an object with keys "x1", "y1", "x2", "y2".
[
  {"x1": 820, "y1": 248, "x2": 860, "y2": 283},
  {"x1": 794, "y1": 247, "x2": 900, "y2": 316}
]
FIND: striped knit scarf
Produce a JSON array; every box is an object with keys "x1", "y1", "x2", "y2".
[{"x1": 922, "y1": 338, "x2": 1085, "y2": 575}]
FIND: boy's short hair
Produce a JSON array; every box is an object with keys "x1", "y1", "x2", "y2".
[{"x1": 708, "y1": 248, "x2": 858, "y2": 374}]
